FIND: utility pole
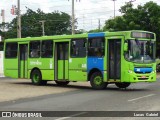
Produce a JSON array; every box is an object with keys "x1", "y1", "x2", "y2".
[
  {"x1": 72, "y1": 0, "x2": 75, "y2": 34},
  {"x1": 98, "y1": 19, "x2": 101, "y2": 31},
  {"x1": 68, "y1": 0, "x2": 81, "y2": 35},
  {"x1": 39, "y1": 20, "x2": 45, "y2": 36},
  {"x1": 17, "y1": 0, "x2": 21, "y2": 38},
  {"x1": 112, "y1": 0, "x2": 116, "y2": 19},
  {"x1": 1, "y1": 9, "x2": 5, "y2": 32}
]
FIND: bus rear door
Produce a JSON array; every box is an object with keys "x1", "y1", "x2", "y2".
[
  {"x1": 54, "y1": 42, "x2": 69, "y2": 80},
  {"x1": 18, "y1": 43, "x2": 28, "y2": 78}
]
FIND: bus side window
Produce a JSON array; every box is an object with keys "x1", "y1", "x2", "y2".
[
  {"x1": 71, "y1": 38, "x2": 87, "y2": 58},
  {"x1": 41, "y1": 40, "x2": 53, "y2": 58},
  {"x1": 29, "y1": 41, "x2": 40, "y2": 58},
  {"x1": 88, "y1": 37, "x2": 105, "y2": 57},
  {"x1": 5, "y1": 42, "x2": 18, "y2": 58}
]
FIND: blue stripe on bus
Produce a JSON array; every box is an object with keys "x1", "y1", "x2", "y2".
[
  {"x1": 87, "y1": 57, "x2": 104, "y2": 74},
  {"x1": 88, "y1": 32, "x2": 105, "y2": 38},
  {"x1": 134, "y1": 68, "x2": 153, "y2": 73}
]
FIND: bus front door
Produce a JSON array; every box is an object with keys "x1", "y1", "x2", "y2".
[
  {"x1": 18, "y1": 44, "x2": 28, "y2": 78},
  {"x1": 55, "y1": 42, "x2": 69, "y2": 80},
  {"x1": 108, "y1": 39, "x2": 121, "y2": 80}
]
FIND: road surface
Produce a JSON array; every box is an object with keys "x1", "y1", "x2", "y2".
[{"x1": 0, "y1": 78, "x2": 160, "y2": 120}]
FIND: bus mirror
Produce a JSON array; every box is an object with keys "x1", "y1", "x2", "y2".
[{"x1": 124, "y1": 43, "x2": 128, "y2": 51}]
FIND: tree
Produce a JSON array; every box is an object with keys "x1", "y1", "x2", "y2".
[
  {"x1": 88, "y1": 29, "x2": 103, "y2": 33},
  {"x1": 0, "y1": 8, "x2": 72, "y2": 39},
  {"x1": 103, "y1": 1, "x2": 160, "y2": 56}
]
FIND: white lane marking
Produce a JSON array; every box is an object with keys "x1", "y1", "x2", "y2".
[
  {"x1": 55, "y1": 112, "x2": 87, "y2": 120},
  {"x1": 128, "y1": 94, "x2": 156, "y2": 102}
]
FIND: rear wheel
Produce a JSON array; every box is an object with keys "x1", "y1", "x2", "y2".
[
  {"x1": 55, "y1": 81, "x2": 70, "y2": 86},
  {"x1": 90, "y1": 72, "x2": 107, "y2": 90},
  {"x1": 115, "y1": 82, "x2": 130, "y2": 88},
  {"x1": 31, "y1": 69, "x2": 47, "y2": 85}
]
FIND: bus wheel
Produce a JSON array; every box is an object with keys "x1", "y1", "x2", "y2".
[
  {"x1": 115, "y1": 82, "x2": 130, "y2": 88},
  {"x1": 31, "y1": 69, "x2": 47, "y2": 85},
  {"x1": 55, "y1": 81, "x2": 70, "y2": 86},
  {"x1": 90, "y1": 72, "x2": 107, "y2": 90}
]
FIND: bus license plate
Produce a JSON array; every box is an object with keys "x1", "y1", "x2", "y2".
[{"x1": 141, "y1": 76, "x2": 146, "y2": 78}]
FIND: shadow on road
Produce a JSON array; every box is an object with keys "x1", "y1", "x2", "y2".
[{"x1": 9, "y1": 81, "x2": 152, "y2": 92}]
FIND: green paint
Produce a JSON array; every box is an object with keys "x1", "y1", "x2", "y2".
[
  {"x1": 93, "y1": 76, "x2": 103, "y2": 86},
  {"x1": 65, "y1": 60, "x2": 69, "y2": 79},
  {"x1": 58, "y1": 60, "x2": 64, "y2": 79},
  {"x1": 20, "y1": 60, "x2": 24, "y2": 78}
]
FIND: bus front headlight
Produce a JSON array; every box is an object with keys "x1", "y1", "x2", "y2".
[
  {"x1": 128, "y1": 70, "x2": 133, "y2": 73},
  {"x1": 152, "y1": 70, "x2": 156, "y2": 73}
]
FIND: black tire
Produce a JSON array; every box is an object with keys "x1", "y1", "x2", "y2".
[
  {"x1": 115, "y1": 82, "x2": 130, "y2": 88},
  {"x1": 31, "y1": 69, "x2": 47, "y2": 85},
  {"x1": 90, "y1": 72, "x2": 107, "y2": 90},
  {"x1": 55, "y1": 81, "x2": 70, "y2": 86}
]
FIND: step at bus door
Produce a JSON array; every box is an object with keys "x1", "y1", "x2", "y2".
[
  {"x1": 108, "y1": 39, "x2": 121, "y2": 80},
  {"x1": 18, "y1": 44, "x2": 28, "y2": 78},
  {"x1": 55, "y1": 42, "x2": 69, "y2": 80}
]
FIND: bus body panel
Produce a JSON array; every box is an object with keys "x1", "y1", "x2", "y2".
[
  {"x1": 69, "y1": 58, "x2": 87, "y2": 81},
  {"x1": 4, "y1": 59, "x2": 18, "y2": 78},
  {"x1": 28, "y1": 58, "x2": 54, "y2": 80},
  {"x1": 87, "y1": 57, "x2": 104, "y2": 74}
]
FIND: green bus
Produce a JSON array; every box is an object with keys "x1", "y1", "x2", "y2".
[{"x1": 3, "y1": 30, "x2": 156, "y2": 89}]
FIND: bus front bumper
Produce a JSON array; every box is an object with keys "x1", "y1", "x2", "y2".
[{"x1": 123, "y1": 71, "x2": 156, "y2": 83}]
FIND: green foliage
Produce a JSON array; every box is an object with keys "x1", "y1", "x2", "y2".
[
  {"x1": 88, "y1": 29, "x2": 103, "y2": 33},
  {"x1": 0, "y1": 8, "x2": 72, "y2": 39},
  {"x1": 103, "y1": 1, "x2": 160, "y2": 56}
]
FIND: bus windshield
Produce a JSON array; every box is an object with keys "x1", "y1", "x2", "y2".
[{"x1": 125, "y1": 40, "x2": 156, "y2": 63}]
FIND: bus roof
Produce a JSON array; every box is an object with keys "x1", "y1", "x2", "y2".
[{"x1": 4, "y1": 30, "x2": 155, "y2": 42}]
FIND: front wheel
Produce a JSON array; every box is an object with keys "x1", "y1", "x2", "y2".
[
  {"x1": 90, "y1": 72, "x2": 107, "y2": 90},
  {"x1": 115, "y1": 82, "x2": 130, "y2": 88},
  {"x1": 31, "y1": 69, "x2": 47, "y2": 85}
]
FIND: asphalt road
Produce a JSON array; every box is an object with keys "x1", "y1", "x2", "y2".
[{"x1": 0, "y1": 78, "x2": 160, "y2": 120}]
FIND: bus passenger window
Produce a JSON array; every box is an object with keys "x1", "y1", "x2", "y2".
[
  {"x1": 29, "y1": 41, "x2": 40, "y2": 58},
  {"x1": 41, "y1": 40, "x2": 53, "y2": 58},
  {"x1": 71, "y1": 38, "x2": 87, "y2": 58},
  {"x1": 5, "y1": 42, "x2": 18, "y2": 58},
  {"x1": 88, "y1": 37, "x2": 105, "y2": 57}
]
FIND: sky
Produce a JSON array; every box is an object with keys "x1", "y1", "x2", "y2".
[{"x1": 0, "y1": 0, "x2": 160, "y2": 31}]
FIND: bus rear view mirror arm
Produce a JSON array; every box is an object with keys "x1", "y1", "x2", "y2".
[{"x1": 124, "y1": 42, "x2": 128, "y2": 51}]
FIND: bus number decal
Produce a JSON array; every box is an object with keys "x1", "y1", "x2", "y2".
[{"x1": 82, "y1": 64, "x2": 86, "y2": 68}]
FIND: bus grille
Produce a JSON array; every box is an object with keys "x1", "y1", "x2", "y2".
[
  {"x1": 135, "y1": 71, "x2": 152, "y2": 74},
  {"x1": 138, "y1": 78, "x2": 148, "y2": 80}
]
